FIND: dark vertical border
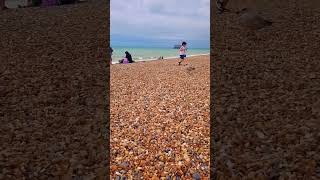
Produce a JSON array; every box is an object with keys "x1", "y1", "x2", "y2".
[
  {"x1": 104, "y1": 0, "x2": 111, "y2": 178},
  {"x1": 210, "y1": 0, "x2": 320, "y2": 179},
  {"x1": 210, "y1": 1, "x2": 218, "y2": 179},
  {"x1": 210, "y1": 0, "x2": 214, "y2": 178},
  {"x1": 97, "y1": 0, "x2": 110, "y2": 178},
  {"x1": 0, "y1": 0, "x2": 110, "y2": 179}
]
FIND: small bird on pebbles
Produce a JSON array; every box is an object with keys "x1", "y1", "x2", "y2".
[{"x1": 237, "y1": 8, "x2": 273, "y2": 30}]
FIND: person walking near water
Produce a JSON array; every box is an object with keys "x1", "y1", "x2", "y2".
[{"x1": 178, "y1": 41, "x2": 187, "y2": 65}]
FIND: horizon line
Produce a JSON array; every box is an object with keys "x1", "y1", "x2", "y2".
[{"x1": 111, "y1": 45, "x2": 210, "y2": 49}]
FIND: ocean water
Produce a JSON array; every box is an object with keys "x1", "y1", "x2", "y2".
[{"x1": 111, "y1": 47, "x2": 209, "y2": 63}]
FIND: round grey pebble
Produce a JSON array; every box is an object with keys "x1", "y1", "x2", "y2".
[
  {"x1": 119, "y1": 161, "x2": 129, "y2": 168},
  {"x1": 193, "y1": 172, "x2": 201, "y2": 180}
]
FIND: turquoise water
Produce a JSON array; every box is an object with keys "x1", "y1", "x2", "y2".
[{"x1": 112, "y1": 47, "x2": 209, "y2": 63}]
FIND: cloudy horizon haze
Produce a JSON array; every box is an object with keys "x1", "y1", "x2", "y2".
[{"x1": 111, "y1": 0, "x2": 210, "y2": 48}]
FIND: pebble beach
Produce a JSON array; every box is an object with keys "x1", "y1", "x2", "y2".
[
  {"x1": 211, "y1": 0, "x2": 320, "y2": 179},
  {"x1": 1, "y1": 1, "x2": 109, "y2": 178},
  {"x1": 110, "y1": 56, "x2": 210, "y2": 179},
  {"x1": 2, "y1": 0, "x2": 319, "y2": 179}
]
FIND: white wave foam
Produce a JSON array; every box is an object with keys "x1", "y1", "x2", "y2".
[{"x1": 111, "y1": 53, "x2": 209, "y2": 64}]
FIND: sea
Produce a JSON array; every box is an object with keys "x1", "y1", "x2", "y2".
[{"x1": 111, "y1": 47, "x2": 210, "y2": 64}]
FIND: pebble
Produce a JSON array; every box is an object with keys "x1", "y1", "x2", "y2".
[
  {"x1": 119, "y1": 161, "x2": 129, "y2": 169},
  {"x1": 193, "y1": 172, "x2": 201, "y2": 180}
]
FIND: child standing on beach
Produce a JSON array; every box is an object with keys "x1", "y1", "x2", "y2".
[{"x1": 178, "y1": 42, "x2": 187, "y2": 65}]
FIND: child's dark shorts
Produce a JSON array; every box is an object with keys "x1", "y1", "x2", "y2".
[{"x1": 180, "y1": 55, "x2": 186, "y2": 59}]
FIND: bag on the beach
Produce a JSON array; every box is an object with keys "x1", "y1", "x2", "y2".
[{"x1": 123, "y1": 58, "x2": 129, "y2": 64}]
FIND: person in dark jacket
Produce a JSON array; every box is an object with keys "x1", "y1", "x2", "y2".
[
  {"x1": 109, "y1": 47, "x2": 113, "y2": 65},
  {"x1": 125, "y1": 51, "x2": 134, "y2": 63}
]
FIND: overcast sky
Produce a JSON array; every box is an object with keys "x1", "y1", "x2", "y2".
[{"x1": 111, "y1": 0, "x2": 210, "y2": 48}]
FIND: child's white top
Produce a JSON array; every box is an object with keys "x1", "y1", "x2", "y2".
[{"x1": 179, "y1": 45, "x2": 187, "y2": 55}]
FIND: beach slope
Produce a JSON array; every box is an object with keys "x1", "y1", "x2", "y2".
[{"x1": 110, "y1": 56, "x2": 210, "y2": 179}]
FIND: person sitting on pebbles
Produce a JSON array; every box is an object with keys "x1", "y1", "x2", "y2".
[
  {"x1": 109, "y1": 47, "x2": 113, "y2": 65},
  {"x1": 118, "y1": 51, "x2": 134, "y2": 64},
  {"x1": 125, "y1": 51, "x2": 134, "y2": 63}
]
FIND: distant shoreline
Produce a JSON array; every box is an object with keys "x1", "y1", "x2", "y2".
[
  {"x1": 111, "y1": 53, "x2": 209, "y2": 64},
  {"x1": 111, "y1": 47, "x2": 209, "y2": 63}
]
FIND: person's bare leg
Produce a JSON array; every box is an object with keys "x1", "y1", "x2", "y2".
[{"x1": 178, "y1": 58, "x2": 185, "y2": 65}]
